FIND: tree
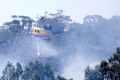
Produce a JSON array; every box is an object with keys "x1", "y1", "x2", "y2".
[
  {"x1": 18, "y1": 15, "x2": 34, "y2": 30},
  {"x1": 11, "y1": 15, "x2": 17, "y2": 19},
  {"x1": 84, "y1": 47, "x2": 120, "y2": 80},
  {"x1": 31, "y1": 73, "x2": 40, "y2": 80},
  {"x1": 99, "y1": 47, "x2": 120, "y2": 80},
  {"x1": 21, "y1": 60, "x2": 55, "y2": 80},
  {"x1": 14, "y1": 63, "x2": 23, "y2": 80},
  {"x1": 84, "y1": 66, "x2": 103, "y2": 80},
  {"x1": 0, "y1": 62, "x2": 15, "y2": 80},
  {"x1": 44, "y1": 63, "x2": 54, "y2": 80},
  {"x1": 83, "y1": 15, "x2": 105, "y2": 24},
  {"x1": 36, "y1": 11, "x2": 71, "y2": 35},
  {"x1": 0, "y1": 60, "x2": 70, "y2": 80},
  {"x1": 3, "y1": 15, "x2": 34, "y2": 33}
]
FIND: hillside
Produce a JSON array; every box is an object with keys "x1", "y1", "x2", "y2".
[{"x1": 0, "y1": 13, "x2": 120, "y2": 79}]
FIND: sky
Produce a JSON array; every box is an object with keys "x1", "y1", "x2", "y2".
[{"x1": 0, "y1": 0, "x2": 120, "y2": 25}]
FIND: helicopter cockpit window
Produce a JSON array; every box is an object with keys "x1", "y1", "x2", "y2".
[{"x1": 35, "y1": 30, "x2": 40, "y2": 33}]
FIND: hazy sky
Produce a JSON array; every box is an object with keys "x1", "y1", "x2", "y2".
[{"x1": 0, "y1": 0, "x2": 120, "y2": 25}]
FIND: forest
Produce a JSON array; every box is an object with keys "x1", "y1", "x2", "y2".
[{"x1": 0, "y1": 11, "x2": 120, "y2": 80}]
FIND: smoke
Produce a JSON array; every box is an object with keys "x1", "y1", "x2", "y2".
[
  {"x1": 60, "y1": 45, "x2": 102, "y2": 80},
  {"x1": 0, "y1": 15, "x2": 120, "y2": 80},
  {"x1": 61, "y1": 54, "x2": 89, "y2": 80},
  {"x1": 0, "y1": 32, "x2": 36, "y2": 74},
  {"x1": 56, "y1": 16, "x2": 120, "y2": 80},
  {"x1": 33, "y1": 37, "x2": 58, "y2": 57},
  {"x1": 0, "y1": 31, "x2": 59, "y2": 74}
]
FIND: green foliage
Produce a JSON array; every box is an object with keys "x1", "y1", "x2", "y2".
[
  {"x1": 36, "y1": 11, "x2": 71, "y2": 34},
  {"x1": 15, "y1": 63, "x2": 23, "y2": 80},
  {"x1": 21, "y1": 60, "x2": 54, "y2": 80},
  {"x1": 0, "y1": 62, "x2": 16, "y2": 80},
  {"x1": 3, "y1": 15, "x2": 34, "y2": 34},
  {"x1": 0, "y1": 61, "x2": 70, "y2": 80},
  {"x1": 83, "y1": 15, "x2": 105, "y2": 24},
  {"x1": 84, "y1": 66, "x2": 103, "y2": 80},
  {"x1": 103, "y1": 47, "x2": 120, "y2": 80},
  {"x1": 85, "y1": 47, "x2": 120, "y2": 80}
]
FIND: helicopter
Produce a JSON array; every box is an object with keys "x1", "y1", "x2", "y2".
[{"x1": 31, "y1": 16, "x2": 72, "y2": 39}]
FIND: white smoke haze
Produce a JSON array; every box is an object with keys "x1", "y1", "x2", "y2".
[
  {"x1": 89, "y1": 62, "x2": 100, "y2": 70},
  {"x1": 56, "y1": 16, "x2": 120, "y2": 79},
  {"x1": 60, "y1": 46, "x2": 102, "y2": 80},
  {"x1": 61, "y1": 54, "x2": 89, "y2": 80},
  {"x1": 0, "y1": 15, "x2": 120, "y2": 80},
  {"x1": 33, "y1": 37, "x2": 58, "y2": 57},
  {"x1": 0, "y1": 30, "x2": 60, "y2": 74}
]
